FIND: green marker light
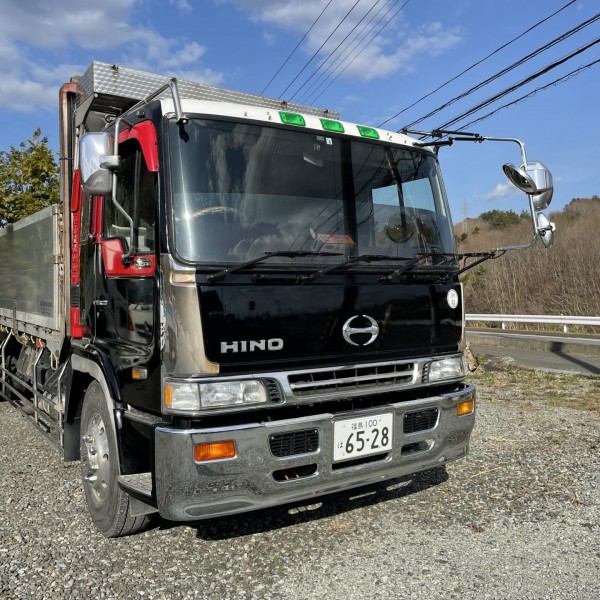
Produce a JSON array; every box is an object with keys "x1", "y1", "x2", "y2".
[
  {"x1": 279, "y1": 111, "x2": 306, "y2": 127},
  {"x1": 320, "y1": 118, "x2": 345, "y2": 133},
  {"x1": 357, "y1": 125, "x2": 379, "y2": 139}
]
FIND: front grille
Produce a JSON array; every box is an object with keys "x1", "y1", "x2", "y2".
[
  {"x1": 288, "y1": 362, "x2": 415, "y2": 398},
  {"x1": 265, "y1": 379, "x2": 282, "y2": 403},
  {"x1": 269, "y1": 429, "x2": 319, "y2": 457},
  {"x1": 403, "y1": 408, "x2": 439, "y2": 434}
]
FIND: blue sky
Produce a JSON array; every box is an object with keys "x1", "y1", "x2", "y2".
[{"x1": 0, "y1": 0, "x2": 598, "y2": 220}]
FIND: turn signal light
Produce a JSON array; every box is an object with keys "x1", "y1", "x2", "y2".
[
  {"x1": 194, "y1": 441, "x2": 236, "y2": 462},
  {"x1": 457, "y1": 399, "x2": 474, "y2": 416}
]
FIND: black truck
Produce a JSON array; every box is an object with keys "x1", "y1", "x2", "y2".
[{"x1": 0, "y1": 61, "x2": 554, "y2": 536}]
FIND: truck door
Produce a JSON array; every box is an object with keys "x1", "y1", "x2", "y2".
[{"x1": 92, "y1": 136, "x2": 158, "y2": 380}]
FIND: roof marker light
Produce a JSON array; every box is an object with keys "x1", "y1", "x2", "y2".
[
  {"x1": 279, "y1": 111, "x2": 306, "y2": 127},
  {"x1": 320, "y1": 118, "x2": 344, "y2": 133},
  {"x1": 357, "y1": 125, "x2": 380, "y2": 140}
]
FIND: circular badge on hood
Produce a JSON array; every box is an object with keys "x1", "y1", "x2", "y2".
[{"x1": 447, "y1": 289, "x2": 459, "y2": 309}]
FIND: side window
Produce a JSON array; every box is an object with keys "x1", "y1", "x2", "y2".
[
  {"x1": 104, "y1": 138, "x2": 156, "y2": 252},
  {"x1": 137, "y1": 160, "x2": 156, "y2": 251}
]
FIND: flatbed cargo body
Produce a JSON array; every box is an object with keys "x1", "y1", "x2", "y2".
[{"x1": 0, "y1": 205, "x2": 64, "y2": 353}]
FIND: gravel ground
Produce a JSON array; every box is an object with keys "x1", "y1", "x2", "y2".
[{"x1": 1, "y1": 364, "x2": 599, "y2": 599}]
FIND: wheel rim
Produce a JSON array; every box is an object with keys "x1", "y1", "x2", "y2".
[{"x1": 81, "y1": 411, "x2": 111, "y2": 505}]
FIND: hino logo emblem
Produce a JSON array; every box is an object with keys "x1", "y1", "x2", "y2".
[
  {"x1": 342, "y1": 315, "x2": 379, "y2": 346},
  {"x1": 220, "y1": 338, "x2": 284, "y2": 353}
]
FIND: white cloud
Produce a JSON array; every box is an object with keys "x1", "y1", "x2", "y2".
[
  {"x1": 123, "y1": 35, "x2": 224, "y2": 85},
  {"x1": 262, "y1": 32, "x2": 277, "y2": 46},
  {"x1": 0, "y1": 0, "x2": 223, "y2": 112},
  {"x1": 170, "y1": 0, "x2": 193, "y2": 13},
  {"x1": 485, "y1": 182, "x2": 517, "y2": 201},
  {"x1": 222, "y1": 0, "x2": 461, "y2": 88},
  {"x1": 0, "y1": 77, "x2": 55, "y2": 112},
  {"x1": 0, "y1": 0, "x2": 138, "y2": 51}
]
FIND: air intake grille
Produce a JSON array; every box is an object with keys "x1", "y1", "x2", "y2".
[
  {"x1": 269, "y1": 429, "x2": 319, "y2": 457},
  {"x1": 403, "y1": 408, "x2": 439, "y2": 434},
  {"x1": 265, "y1": 380, "x2": 282, "y2": 403},
  {"x1": 288, "y1": 363, "x2": 415, "y2": 398}
]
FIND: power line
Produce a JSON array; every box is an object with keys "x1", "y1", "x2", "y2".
[
  {"x1": 297, "y1": 0, "x2": 393, "y2": 103},
  {"x1": 454, "y1": 58, "x2": 600, "y2": 131},
  {"x1": 431, "y1": 37, "x2": 600, "y2": 132},
  {"x1": 260, "y1": 0, "x2": 335, "y2": 96},
  {"x1": 378, "y1": 0, "x2": 578, "y2": 128},
  {"x1": 402, "y1": 10, "x2": 600, "y2": 130},
  {"x1": 309, "y1": 0, "x2": 412, "y2": 105},
  {"x1": 277, "y1": 0, "x2": 362, "y2": 99},
  {"x1": 298, "y1": 0, "x2": 401, "y2": 104},
  {"x1": 288, "y1": 0, "x2": 385, "y2": 102}
]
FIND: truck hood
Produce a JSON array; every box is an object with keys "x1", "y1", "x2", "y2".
[{"x1": 199, "y1": 280, "x2": 462, "y2": 371}]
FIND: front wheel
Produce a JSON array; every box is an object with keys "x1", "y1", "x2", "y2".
[{"x1": 80, "y1": 381, "x2": 149, "y2": 537}]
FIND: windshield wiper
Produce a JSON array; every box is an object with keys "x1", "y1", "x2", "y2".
[
  {"x1": 378, "y1": 250, "x2": 506, "y2": 283},
  {"x1": 378, "y1": 252, "x2": 457, "y2": 283},
  {"x1": 299, "y1": 254, "x2": 415, "y2": 284},
  {"x1": 205, "y1": 250, "x2": 343, "y2": 284}
]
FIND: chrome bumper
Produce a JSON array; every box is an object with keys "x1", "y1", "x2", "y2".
[{"x1": 154, "y1": 385, "x2": 475, "y2": 521}]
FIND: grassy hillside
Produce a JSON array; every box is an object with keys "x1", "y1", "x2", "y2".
[{"x1": 455, "y1": 196, "x2": 600, "y2": 316}]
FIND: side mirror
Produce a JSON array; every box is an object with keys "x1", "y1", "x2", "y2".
[
  {"x1": 525, "y1": 161, "x2": 553, "y2": 210},
  {"x1": 536, "y1": 212, "x2": 556, "y2": 249},
  {"x1": 502, "y1": 162, "x2": 537, "y2": 194},
  {"x1": 79, "y1": 132, "x2": 119, "y2": 195},
  {"x1": 502, "y1": 161, "x2": 553, "y2": 210}
]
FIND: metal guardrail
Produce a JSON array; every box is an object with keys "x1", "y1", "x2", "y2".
[{"x1": 466, "y1": 314, "x2": 600, "y2": 333}]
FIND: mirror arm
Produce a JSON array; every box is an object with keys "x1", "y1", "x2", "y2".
[
  {"x1": 494, "y1": 192, "x2": 540, "y2": 253},
  {"x1": 447, "y1": 135, "x2": 542, "y2": 251},
  {"x1": 108, "y1": 114, "x2": 133, "y2": 265},
  {"x1": 407, "y1": 130, "x2": 529, "y2": 164},
  {"x1": 477, "y1": 136, "x2": 528, "y2": 166},
  {"x1": 460, "y1": 136, "x2": 550, "y2": 251},
  {"x1": 109, "y1": 77, "x2": 187, "y2": 265},
  {"x1": 407, "y1": 129, "x2": 554, "y2": 251},
  {"x1": 451, "y1": 251, "x2": 504, "y2": 278}
]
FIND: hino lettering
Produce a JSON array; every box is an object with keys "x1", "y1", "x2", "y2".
[
  {"x1": 0, "y1": 61, "x2": 555, "y2": 537},
  {"x1": 221, "y1": 339, "x2": 284, "y2": 353}
]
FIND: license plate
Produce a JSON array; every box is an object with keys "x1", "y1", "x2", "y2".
[{"x1": 333, "y1": 413, "x2": 394, "y2": 462}]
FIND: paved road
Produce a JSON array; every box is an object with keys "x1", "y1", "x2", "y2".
[
  {"x1": 469, "y1": 342, "x2": 600, "y2": 375},
  {"x1": 468, "y1": 329, "x2": 600, "y2": 375}
]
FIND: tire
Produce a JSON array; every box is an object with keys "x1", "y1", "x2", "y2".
[{"x1": 80, "y1": 381, "x2": 150, "y2": 537}]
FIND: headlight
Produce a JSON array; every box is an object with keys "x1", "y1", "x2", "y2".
[
  {"x1": 164, "y1": 379, "x2": 268, "y2": 413},
  {"x1": 426, "y1": 356, "x2": 465, "y2": 382},
  {"x1": 200, "y1": 380, "x2": 267, "y2": 409}
]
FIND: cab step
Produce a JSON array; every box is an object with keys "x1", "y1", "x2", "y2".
[{"x1": 118, "y1": 473, "x2": 158, "y2": 517}]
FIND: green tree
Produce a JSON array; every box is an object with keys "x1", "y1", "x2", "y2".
[
  {"x1": 454, "y1": 232, "x2": 468, "y2": 245},
  {"x1": 0, "y1": 128, "x2": 59, "y2": 226},
  {"x1": 479, "y1": 209, "x2": 520, "y2": 229}
]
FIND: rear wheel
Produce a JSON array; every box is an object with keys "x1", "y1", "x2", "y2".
[{"x1": 80, "y1": 381, "x2": 149, "y2": 537}]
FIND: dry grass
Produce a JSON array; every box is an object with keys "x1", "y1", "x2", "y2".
[
  {"x1": 459, "y1": 197, "x2": 600, "y2": 316},
  {"x1": 468, "y1": 362, "x2": 600, "y2": 412}
]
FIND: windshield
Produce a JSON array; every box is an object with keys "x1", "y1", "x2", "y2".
[{"x1": 168, "y1": 118, "x2": 457, "y2": 268}]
